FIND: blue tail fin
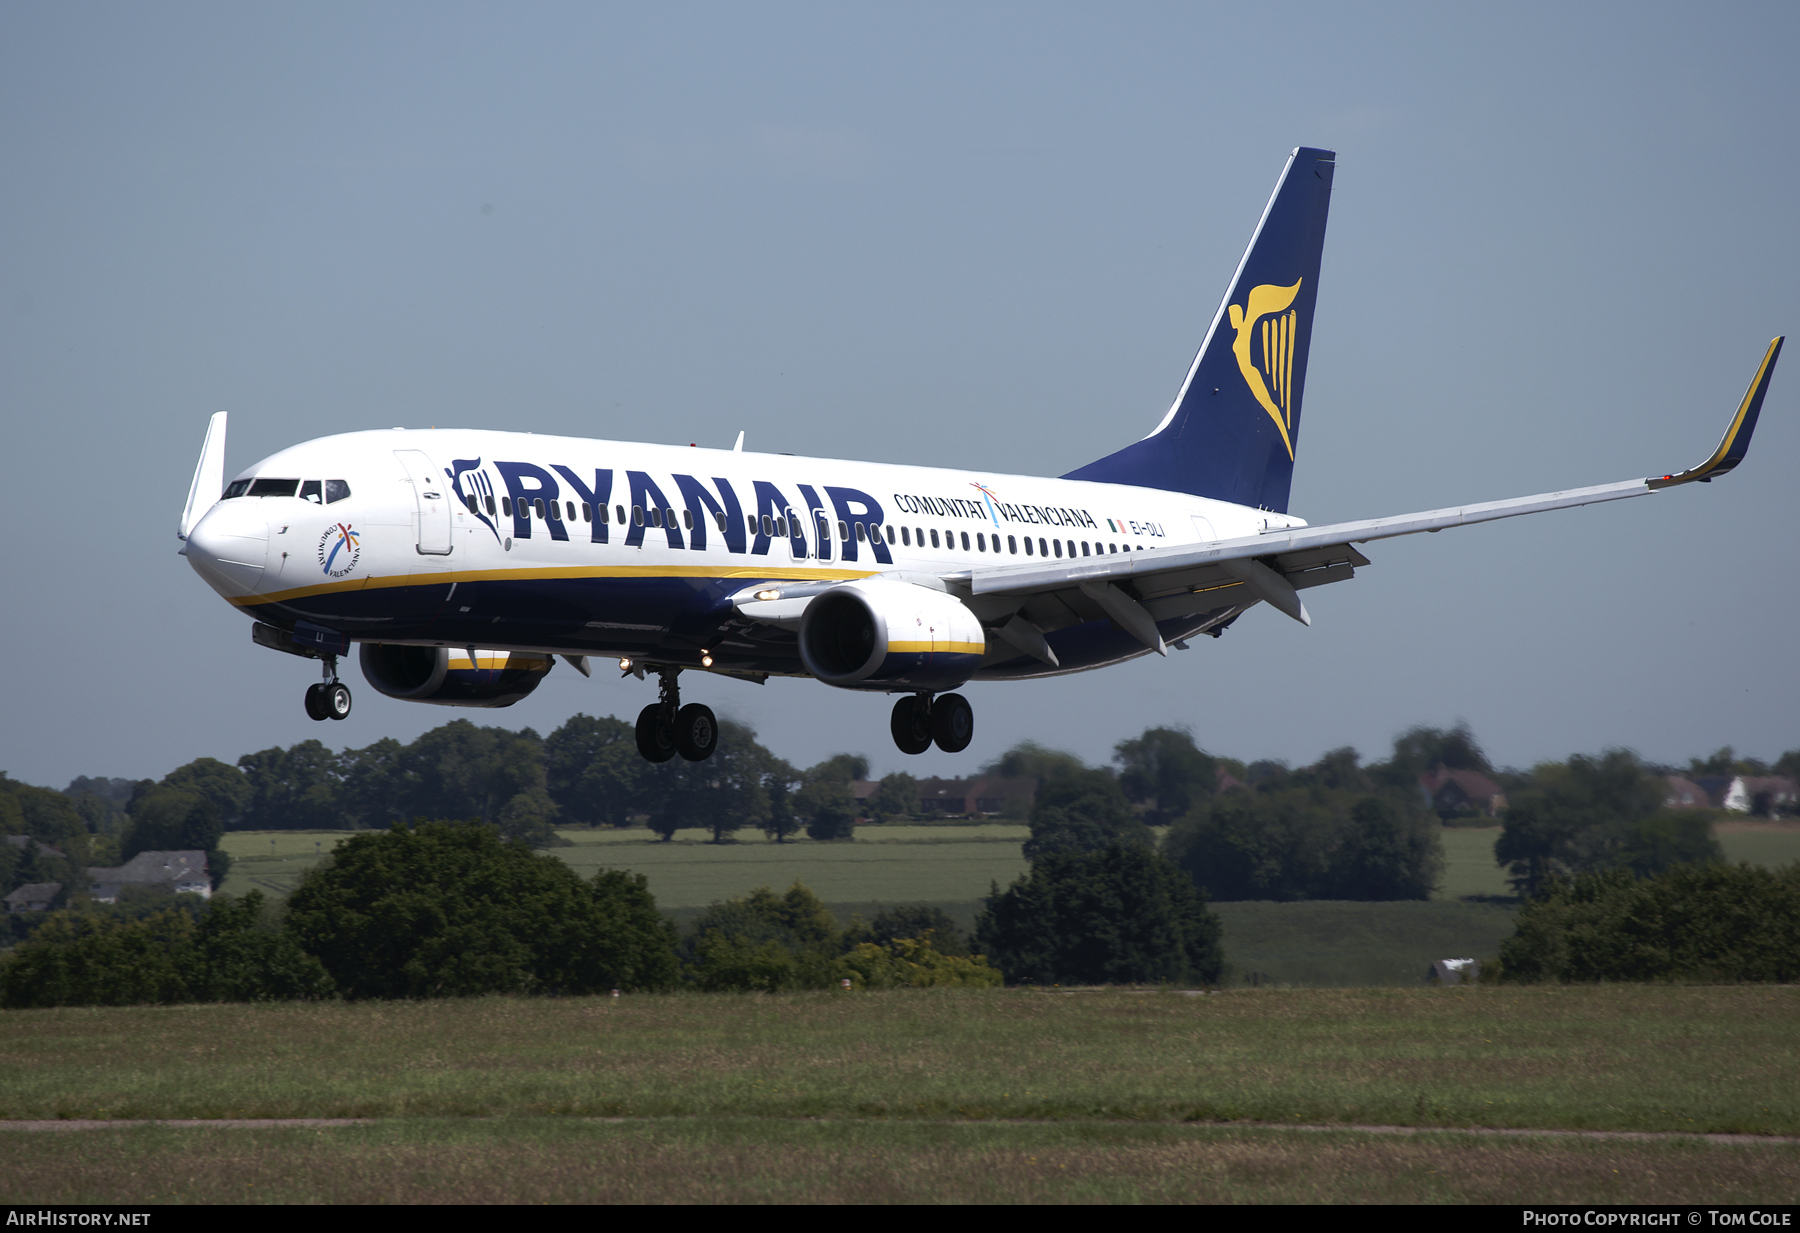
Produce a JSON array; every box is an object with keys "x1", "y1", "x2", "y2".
[{"x1": 1063, "y1": 147, "x2": 1336, "y2": 513}]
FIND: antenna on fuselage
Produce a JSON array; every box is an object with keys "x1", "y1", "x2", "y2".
[{"x1": 732, "y1": 431, "x2": 745, "y2": 452}]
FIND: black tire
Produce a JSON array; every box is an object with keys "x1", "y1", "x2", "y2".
[
  {"x1": 303, "y1": 683, "x2": 330, "y2": 721},
  {"x1": 890, "y1": 696, "x2": 932, "y2": 756},
  {"x1": 675, "y1": 703, "x2": 718, "y2": 761},
  {"x1": 326, "y1": 682, "x2": 353, "y2": 720},
  {"x1": 930, "y1": 692, "x2": 973, "y2": 753},
  {"x1": 636, "y1": 703, "x2": 677, "y2": 763}
]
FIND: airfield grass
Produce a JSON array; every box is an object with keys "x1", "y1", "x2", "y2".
[
  {"x1": 3, "y1": 986, "x2": 1797, "y2": 1136},
  {"x1": 5, "y1": 1118, "x2": 1796, "y2": 1205}
]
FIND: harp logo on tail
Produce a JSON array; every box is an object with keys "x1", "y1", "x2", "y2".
[{"x1": 1228, "y1": 278, "x2": 1303, "y2": 459}]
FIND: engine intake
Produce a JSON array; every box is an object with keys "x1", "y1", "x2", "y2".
[
  {"x1": 359, "y1": 644, "x2": 552, "y2": 708},
  {"x1": 797, "y1": 579, "x2": 986, "y2": 691}
]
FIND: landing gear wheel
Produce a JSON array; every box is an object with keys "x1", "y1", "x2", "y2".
[
  {"x1": 890, "y1": 695, "x2": 933, "y2": 756},
  {"x1": 930, "y1": 692, "x2": 973, "y2": 753},
  {"x1": 675, "y1": 703, "x2": 718, "y2": 761},
  {"x1": 325, "y1": 682, "x2": 352, "y2": 721},
  {"x1": 636, "y1": 703, "x2": 678, "y2": 763},
  {"x1": 303, "y1": 683, "x2": 330, "y2": 721}
]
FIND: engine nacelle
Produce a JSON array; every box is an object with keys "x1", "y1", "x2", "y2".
[
  {"x1": 797, "y1": 578, "x2": 987, "y2": 691},
  {"x1": 359, "y1": 644, "x2": 552, "y2": 708}
]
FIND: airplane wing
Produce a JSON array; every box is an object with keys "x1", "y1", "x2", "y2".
[{"x1": 962, "y1": 337, "x2": 1783, "y2": 660}]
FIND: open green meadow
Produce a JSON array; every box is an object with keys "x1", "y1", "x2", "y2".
[{"x1": 3, "y1": 987, "x2": 1797, "y2": 1203}]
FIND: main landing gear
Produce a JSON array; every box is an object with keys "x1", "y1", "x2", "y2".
[
  {"x1": 634, "y1": 666, "x2": 717, "y2": 763},
  {"x1": 303, "y1": 655, "x2": 352, "y2": 722},
  {"x1": 890, "y1": 692, "x2": 973, "y2": 755}
]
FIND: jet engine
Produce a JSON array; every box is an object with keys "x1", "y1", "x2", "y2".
[
  {"x1": 797, "y1": 578, "x2": 987, "y2": 691},
  {"x1": 359, "y1": 644, "x2": 552, "y2": 708}
]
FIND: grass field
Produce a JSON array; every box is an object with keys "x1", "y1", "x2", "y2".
[
  {"x1": 3, "y1": 987, "x2": 1798, "y2": 1203},
  {"x1": 5, "y1": 1118, "x2": 1794, "y2": 1204}
]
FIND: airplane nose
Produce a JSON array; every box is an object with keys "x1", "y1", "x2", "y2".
[{"x1": 185, "y1": 501, "x2": 268, "y2": 597}]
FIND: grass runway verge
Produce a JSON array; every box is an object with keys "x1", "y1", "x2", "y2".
[
  {"x1": 4, "y1": 1118, "x2": 1796, "y2": 1204},
  {"x1": 4, "y1": 985, "x2": 1797, "y2": 1203}
]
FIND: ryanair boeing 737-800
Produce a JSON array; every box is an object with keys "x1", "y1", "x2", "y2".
[{"x1": 175, "y1": 148, "x2": 1783, "y2": 764}]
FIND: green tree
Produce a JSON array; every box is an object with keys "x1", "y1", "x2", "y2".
[
  {"x1": 868, "y1": 773, "x2": 917, "y2": 824},
  {"x1": 806, "y1": 754, "x2": 870, "y2": 784},
  {"x1": 545, "y1": 714, "x2": 646, "y2": 828},
  {"x1": 1163, "y1": 781, "x2": 1441, "y2": 901},
  {"x1": 1499, "y1": 863, "x2": 1800, "y2": 983},
  {"x1": 1495, "y1": 750, "x2": 1693, "y2": 897},
  {"x1": 795, "y1": 778, "x2": 857, "y2": 841},
  {"x1": 118, "y1": 787, "x2": 231, "y2": 889},
  {"x1": 284, "y1": 821, "x2": 678, "y2": 998},
  {"x1": 1114, "y1": 726, "x2": 1217, "y2": 825},
  {"x1": 335, "y1": 737, "x2": 406, "y2": 829},
  {"x1": 681, "y1": 881, "x2": 842, "y2": 990},
  {"x1": 236, "y1": 739, "x2": 343, "y2": 830},
  {"x1": 0, "y1": 892, "x2": 334, "y2": 1008},
  {"x1": 641, "y1": 721, "x2": 788, "y2": 843},
  {"x1": 0, "y1": 772, "x2": 91, "y2": 864},
  {"x1": 160, "y1": 758, "x2": 252, "y2": 830},
  {"x1": 975, "y1": 846, "x2": 1223, "y2": 986},
  {"x1": 980, "y1": 741, "x2": 1087, "y2": 782},
  {"x1": 1022, "y1": 769, "x2": 1153, "y2": 860}
]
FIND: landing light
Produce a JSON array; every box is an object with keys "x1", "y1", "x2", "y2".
[
  {"x1": 618, "y1": 657, "x2": 632, "y2": 670},
  {"x1": 753, "y1": 588, "x2": 781, "y2": 601},
  {"x1": 701, "y1": 652, "x2": 714, "y2": 668}
]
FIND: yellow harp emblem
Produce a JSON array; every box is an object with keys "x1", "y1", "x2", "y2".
[{"x1": 1228, "y1": 278, "x2": 1302, "y2": 459}]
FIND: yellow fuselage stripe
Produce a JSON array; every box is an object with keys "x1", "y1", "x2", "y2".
[{"x1": 231, "y1": 563, "x2": 878, "y2": 606}]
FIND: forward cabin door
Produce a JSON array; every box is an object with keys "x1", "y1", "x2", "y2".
[{"x1": 395, "y1": 449, "x2": 453, "y2": 555}]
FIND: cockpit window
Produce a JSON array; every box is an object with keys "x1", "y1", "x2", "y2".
[
  {"x1": 300, "y1": 480, "x2": 322, "y2": 503},
  {"x1": 223, "y1": 479, "x2": 252, "y2": 499},
  {"x1": 248, "y1": 478, "x2": 300, "y2": 497},
  {"x1": 325, "y1": 479, "x2": 351, "y2": 503}
]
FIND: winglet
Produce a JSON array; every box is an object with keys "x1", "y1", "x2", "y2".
[{"x1": 1648, "y1": 338, "x2": 1782, "y2": 490}]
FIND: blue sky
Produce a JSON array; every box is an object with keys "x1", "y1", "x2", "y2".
[{"x1": 2, "y1": 2, "x2": 1795, "y2": 787}]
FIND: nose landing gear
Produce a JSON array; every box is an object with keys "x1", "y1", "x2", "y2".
[
  {"x1": 634, "y1": 666, "x2": 717, "y2": 762},
  {"x1": 303, "y1": 656, "x2": 352, "y2": 722},
  {"x1": 890, "y1": 692, "x2": 973, "y2": 755}
]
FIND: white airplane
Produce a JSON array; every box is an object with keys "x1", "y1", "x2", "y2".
[{"x1": 177, "y1": 147, "x2": 1783, "y2": 764}]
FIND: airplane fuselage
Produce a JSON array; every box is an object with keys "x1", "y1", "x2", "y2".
[{"x1": 186, "y1": 428, "x2": 1301, "y2": 687}]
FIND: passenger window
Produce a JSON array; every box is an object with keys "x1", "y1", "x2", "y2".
[
  {"x1": 485, "y1": 494, "x2": 496, "y2": 516},
  {"x1": 837, "y1": 520, "x2": 849, "y2": 541},
  {"x1": 465, "y1": 494, "x2": 478, "y2": 514},
  {"x1": 533, "y1": 498, "x2": 546, "y2": 519},
  {"x1": 930, "y1": 529, "x2": 940, "y2": 548},
  {"x1": 651, "y1": 508, "x2": 663, "y2": 528},
  {"x1": 300, "y1": 480, "x2": 322, "y2": 504},
  {"x1": 856, "y1": 523, "x2": 867, "y2": 542},
  {"x1": 223, "y1": 479, "x2": 252, "y2": 499},
  {"x1": 566, "y1": 501, "x2": 575, "y2": 521},
  {"x1": 325, "y1": 480, "x2": 351, "y2": 504},
  {"x1": 1024, "y1": 537, "x2": 1033, "y2": 556},
  {"x1": 502, "y1": 497, "x2": 513, "y2": 517},
  {"x1": 1052, "y1": 540, "x2": 1061, "y2": 557},
  {"x1": 960, "y1": 532, "x2": 969, "y2": 551},
  {"x1": 633, "y1": 505, "x2": 644, "y2": 526},
  {"x1": 615, "y1": 505, "x2": 626, "y2": 525},
  {"x1": 714, "y1": 511, "x2": 728, "y2": 533},
  {"x1": 683, "y1": 509, "x2": 693, "y2": 531},
  {"x1": 1081, "y1": 542, "x2": 1090, "y2": 556},
  {"x1": 870, "y1": 525, "x2": 883, "y2": 545},
  {"x1": 1008, "y1": 535, "x2": 1017, "y2": 554},
  {"x1": 582, "y1": 503, "x2": 592, "y2": 523}
]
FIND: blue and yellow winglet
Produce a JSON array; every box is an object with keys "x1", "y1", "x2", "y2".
[{"x1": 1648, "y1": 337, "x2": 1784, "y2": 489}]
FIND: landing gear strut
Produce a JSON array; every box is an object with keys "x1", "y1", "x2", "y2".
[
  {"x1": 890, "y1": 692, "x2": 973, "y2": 755},
  {"x1": 635, "y1": 666, "x2": 717, "y2": 763},
  {"x1": 303, "y1": 655, "x2": 352, "y2": 722}
]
